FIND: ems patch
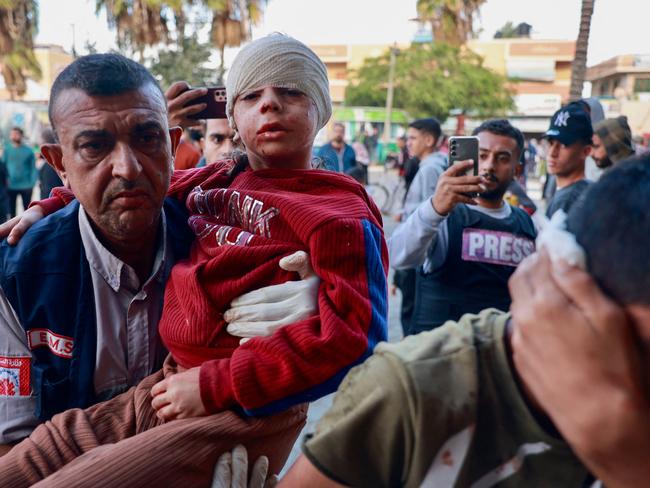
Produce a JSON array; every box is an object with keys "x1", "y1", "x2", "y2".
[
  {"x1": 27, "y1": 329, "x2": 74, "y2": 359},
  {"x1": 0, "y1": 356, "x2": 31, "y2": 396}
]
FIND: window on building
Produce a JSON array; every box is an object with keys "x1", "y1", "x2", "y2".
[{"x1": 634, "y1": 78, "x2": 650, "y2": 93}]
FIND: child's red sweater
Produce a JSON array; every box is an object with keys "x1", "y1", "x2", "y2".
[
  {"x1": 162, "y1": 163, "x2": 387, "y2": 415},
  {"x1": 42, "y1": 163, "x2": 388, "y2": 416}
]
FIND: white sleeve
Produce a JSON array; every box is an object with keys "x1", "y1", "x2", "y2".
[
  {"x1": 388, "y1": 199, "x2": 448, "y2": 270},
  {"x1": 0, "y1": 287, "x2": 40, "y2": 444}
]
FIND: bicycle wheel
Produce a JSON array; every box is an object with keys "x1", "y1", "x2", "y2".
[
  {"x1": 365, "y1": 184, "x2": 390, "y2": 213},
  {"x1": 385, "y1": 180, "x2": 407, "y2": 216}
]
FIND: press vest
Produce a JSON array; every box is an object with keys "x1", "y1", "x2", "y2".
[
  {"x1": 0, "y1": 198, "x2": 193, "y2": 420},
  {"x1": 410, "y1": 204, "x2": 536, "y2": 335}
]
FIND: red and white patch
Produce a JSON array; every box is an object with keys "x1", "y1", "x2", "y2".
[
  {"x1": 27, "y1": 329, "x2": 74, "y2": 359},
  {"x1": 0, "y1": 356, "x2": 31, "y2": 396}
]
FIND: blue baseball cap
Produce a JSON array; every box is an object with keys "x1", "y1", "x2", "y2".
[{"x1": 544, "y1": 102, "x2": 594, "y2": 145}]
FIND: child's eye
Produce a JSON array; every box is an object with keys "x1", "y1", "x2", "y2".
[
  {"x1": 285, "y1": 89, "x2": 304, "y2": 97},
  {"x1": 241, "y1": 92, "x2": 259, "y2": 101}
]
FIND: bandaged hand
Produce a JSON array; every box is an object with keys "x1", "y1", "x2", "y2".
[
  {"x1": 212, "y1": 445, "x2": 278, "y2": 488},
  {"x1": 225, "y1": 251, "x2": 320, "y2": 344},
  {"x1": 150, "y1": 366, "x2": 206, "y2": 421}
]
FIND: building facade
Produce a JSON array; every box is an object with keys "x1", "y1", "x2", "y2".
[
  {"x1": 0, "y1": 44, "x2": 74, "y2": 102},
  {"x1": 311, "y1": 39, "x2": 576, "y2": 135},
  {"x1": 587, "y1": 54, "x2": 650, "y2": 100},
  {"x1": 587, "y1": 54, "x2": 650, "y2": 139},
  {"x1": 467, "y1": 38, "x2": 575, "y2": 134}
]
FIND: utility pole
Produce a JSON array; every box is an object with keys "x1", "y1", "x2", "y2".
[
  {"x1": 71, "y1": 24, "x2": 78, "y2": 58},
  {"x1": 383, "y1": 44, "x2": 399, "y2": 142}
]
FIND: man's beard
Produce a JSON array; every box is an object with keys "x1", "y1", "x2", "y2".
[
  {"x1": 478, "y1": 173, "x2": 509, "y2": 201},
  {"x1": 595, "y1": 156, "x2": 613, "y2": 169}
]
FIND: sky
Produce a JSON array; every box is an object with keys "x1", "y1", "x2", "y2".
[{"x1": 36, "y1": 0, "x2": 649, "y2": 67}]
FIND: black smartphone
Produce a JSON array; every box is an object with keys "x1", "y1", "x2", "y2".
[
  {"x1": 448, "y1": 136, "x2": 479, "y2": 176},
  {"x1": 188, "y1": 87, "x2": 227, "y2": 119}
]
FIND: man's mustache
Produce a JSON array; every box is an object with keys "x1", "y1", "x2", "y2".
[
  {"x1": 104, "y1": 180, "x2": 152, "y2": 202},
  {"x1": 480, "y1": 172, "x2": 499, "y2": 183}
]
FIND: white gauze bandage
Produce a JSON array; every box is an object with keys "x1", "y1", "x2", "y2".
[
  {"x1": 226, "y1": 33, "x2": 332, "y2": 133},
  {"x1": 533, "y1": 210, "x2": 587, "y2": 270}
]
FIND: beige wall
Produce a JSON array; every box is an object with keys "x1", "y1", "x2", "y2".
[
  {"x1": 310, "y1": 43, "x2": 408, "y2": 105},
  {"x1": 313, "y1": 39, "x2": 576, "y2": 110},
  {"x1": 468, "y1": 38, "x2": 575, "y2": 107},
  {"x1": 0, "y1": 45, "x2": 73, "y2": 102}
]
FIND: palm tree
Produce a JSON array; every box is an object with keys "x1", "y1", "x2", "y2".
[
  {"x1": 569, "y1": 0, "x2": 595, "y2": 101},
  {"x1": 97, "y1": 0, "x2": 171, "y2": 62},
  {"x1": 416, "y1": 0, "x2": 486, "y2": 47},
  {"x1": 0, "y1": 0, "x2": 41, "y2": 100},
  {"x1": 209, "y1": 0, "x2": 263, "y2": 83},
  {"x1": 96, "y1": 0, "x2": 264, "y2": 82}
]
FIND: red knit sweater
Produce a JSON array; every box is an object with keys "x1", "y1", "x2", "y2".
[
  {"x1": 39, "y1": 163, "x2": 389, "y2": 415},
  {"x1": 164, "y1": 162, "x2": 388, "y2": 414}
]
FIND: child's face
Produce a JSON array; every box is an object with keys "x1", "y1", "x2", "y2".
[{"x1": 233, "y1": 86, "x2": 318, "y2": 171}]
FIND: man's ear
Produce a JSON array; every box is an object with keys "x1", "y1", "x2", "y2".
[
  {"x1": 583, "y1": 143, "x2": 593, "y2": 158},
  {"x1": 425, "y1": 134, "x2": 436, "y2": 150},
  {"x1": 169, "y1": 126, "x2": 182, "y2": 156},
  {"x1": 514, "y1": 162, "x2": 523, "y2": 177},
  {"x1": 40, "y1": 144, "x2": 68, "y2": 185}
]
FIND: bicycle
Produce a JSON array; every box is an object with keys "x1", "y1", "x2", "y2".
[{"x1": 366, "y1": 178, "x2": 406, "y2": 216}]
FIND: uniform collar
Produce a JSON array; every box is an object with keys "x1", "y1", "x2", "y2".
[{"x1": 78, "y1": 205, "x2": 169, "y2": 292}]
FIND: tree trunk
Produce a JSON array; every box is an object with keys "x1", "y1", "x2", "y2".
[
  {"x1": 569, "y1": 0, "x2": 595, "y2": 101},
  {"x1": 218, "y1": 44, "x2": 226, "y2": 85}
]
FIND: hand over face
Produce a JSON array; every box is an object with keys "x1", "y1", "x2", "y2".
[
  {"x1": 509, "y1": 251, "x2": 650, "y2": 485},
  {"x1": 150, "y1": 366, "x2": 206, "y2": 421}
]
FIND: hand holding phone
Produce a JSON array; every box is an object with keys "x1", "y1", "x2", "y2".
[
  {"x1": 165, "y1": 81, "x2": 208, "y2": 128},
  {"x1": 432, "y1": 159, "x2": 483, "y2": 215},
  {"x1": 165, "y1": 82, "x2": 228, "y2": 128},
  {"x1": 187, "y1": 87, "x2": 227, "y2": 120}
]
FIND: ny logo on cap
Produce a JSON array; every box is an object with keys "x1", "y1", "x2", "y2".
[{"x1": 555, "y1": 111, "x2": 570, "y2": 127}]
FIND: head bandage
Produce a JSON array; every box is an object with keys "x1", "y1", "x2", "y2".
[
  {"x1": 533, "y1": 210, "x2": 587, "y2": 270},
  {"x1": 226, "y1": 33, "x2": 332, "y2": 133}
]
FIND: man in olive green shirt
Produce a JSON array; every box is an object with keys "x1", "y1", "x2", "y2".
[
  {"x1": 279, "y1": 155, "x2": 650, "y2": 487},
  {"x1": 290, "y1": 310, "x2": 587, "y2": 487}
]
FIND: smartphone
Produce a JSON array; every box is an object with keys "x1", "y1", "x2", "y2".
[
  {"x1": 448, "y1": 136, "x2": 479, "y2": 176},
  {"x1": 188, "y1": 87, "x2": 227, "y2": 119}
]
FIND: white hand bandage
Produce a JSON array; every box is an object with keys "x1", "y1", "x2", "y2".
[
  {"x1": 225, "y1": 251, "x2": 320, "y2": 344},
  {"x1": 534, "y1": 210, "x2": 587, "y2": 270}
]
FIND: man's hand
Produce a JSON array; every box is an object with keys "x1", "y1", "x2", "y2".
[
  {"x1": 212, "y1": 445, "x2": 278, "y2": 488},
  {"x1": 225, "y1": 251, "x2": 320, "y2": 344},
  {"x1": 509, "y1": 251, "x2": 650, "y2": 487},
  {"x1": 0, "y1": 205, "x2": 45, "y2": 245},
  {"x1": 150, "y1": 367, "x2": 207, "y2": 421},
  {"x1": 431, "y1": 160, "x2": 484, "y2": 215},
  {"x1": 166, "y1": 81, "x2": 208, "y2": 129}
]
